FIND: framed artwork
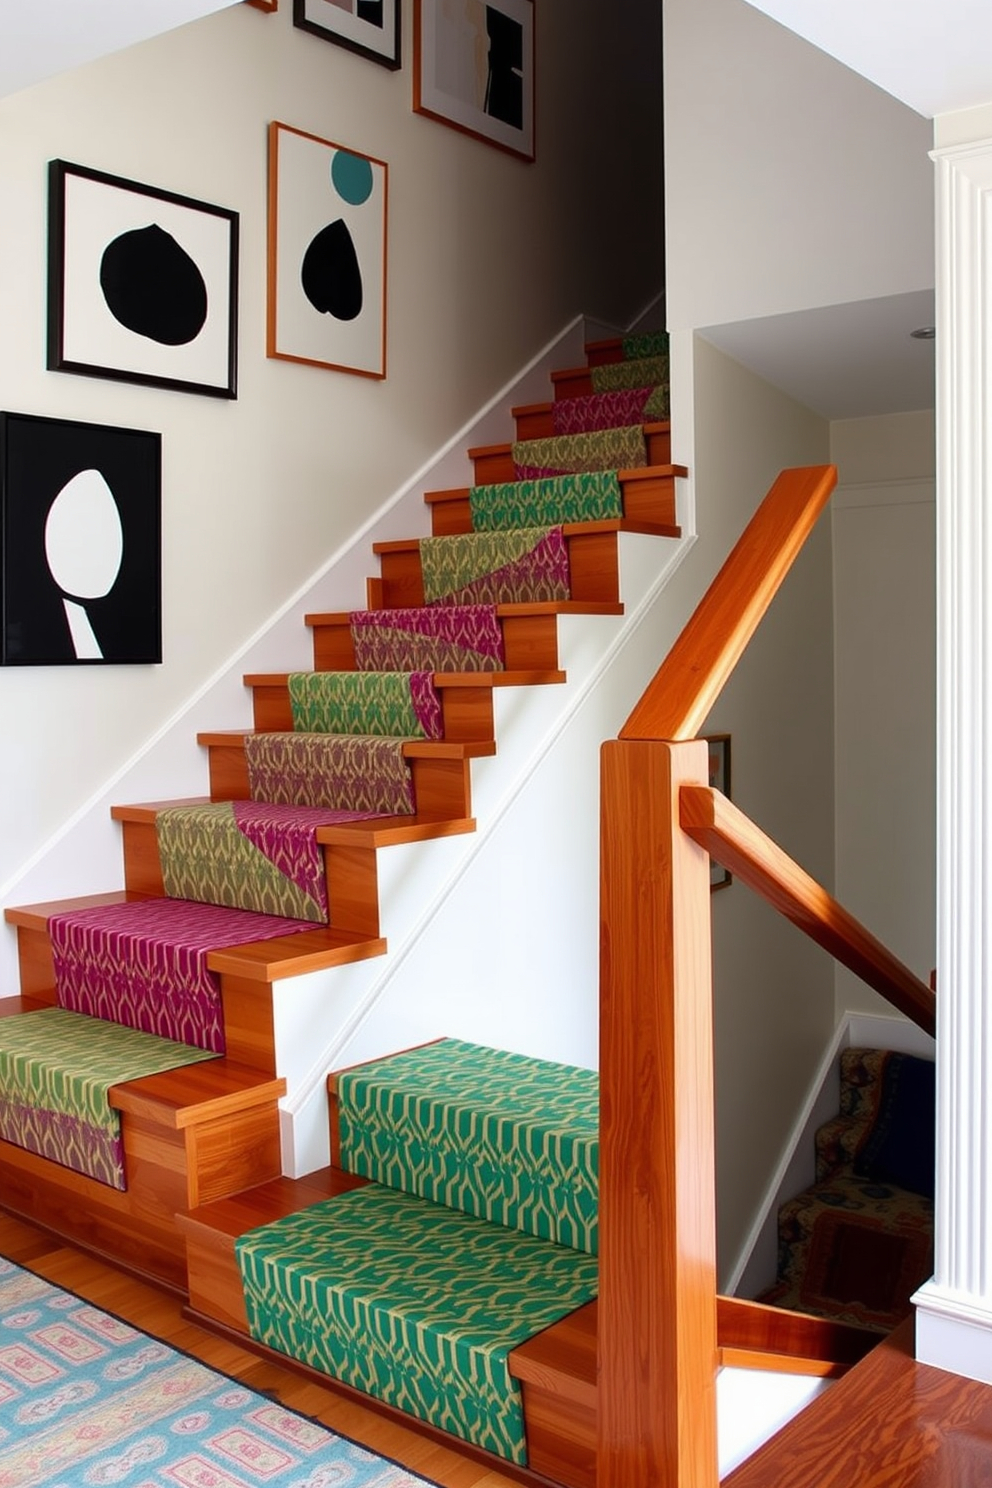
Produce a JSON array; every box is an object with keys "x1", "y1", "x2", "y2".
[
  {"x1": 268, "y1": 121, "x2": 388, "y2": 378},
  {"x1": 293, "y1": 0, "x2": 400, "y2": 68},
  {"x1": 0, "y1": 412, "x2": 161, "y2": 666},
  {"x1": 705, "y1": 734, "x2": 732, "y2": 890},
  {"x1": 414, "y1": 0, "x2": 535, "y2": 162},
  {"x1": 48, "y1": 160, "x2": 239, "y2": 399}
]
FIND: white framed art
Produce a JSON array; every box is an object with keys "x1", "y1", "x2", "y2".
[{"x1": 414, "y1": 0, "x2": 535, "y2": 162}]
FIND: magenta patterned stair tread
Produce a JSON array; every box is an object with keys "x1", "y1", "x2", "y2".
[
  {"x1": 234, "y1": 1182, "x2": 599, "y2": 1464},
  {"x1": 49, "y1": 898, "x2": 324, "y2": 1053},
  {"x1": 156, "y1": 802, "x2": 387, "y2": 924},
  {"x1": 419, "y1": 528, "x2": 570, "y2": 605},
  {"x1": 244, "y1": 733, "x2": 416, "y2": 815},
  {"x1": 287, "y1": 670, "x2": 443, "y2": 738},
  {"x1": 550, "y1": 384, "x2": 669, "y2": 436},
  {"x1": 0, "y1": 1006, "x2": 215, "y2": 1189},
  {"x1": 335, "y1": 1037, "x2": 598, "y2": 1253},
  {"x1": 467, "y1": 471, "x2": 623, "y2": 531},
  {"x1": 512, "y1": 425, "x2": 648, "y2": 479},
  {"x1": 349, "y1": 604, "x2": 506, "y2": 672}
]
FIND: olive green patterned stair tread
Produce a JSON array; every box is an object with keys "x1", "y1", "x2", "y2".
[
  {"x1": 466, "y1": 420, "x2": 671, "y2": 461},
  {"x1": 306, "y1": 599, "x2": 625, "y2": 627},
  {"x1": 194, "y1": 729, "x2": 497, "y2": 761},
  {"x1": 371, "y1": 515, "x2": 673, "y2": 556}
]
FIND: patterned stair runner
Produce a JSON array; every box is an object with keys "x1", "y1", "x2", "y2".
[
  {"x1": 419, "y1": 527, "x2": 570, "y2": 605},
  {"x1": 468, "y1": 470, "x2": 623, "y2": 531},
  {"x1": 586, "y1": 351, "x2": 669, "y2": 393},
  {"x1": 512, "y1": 424, "x2": 648, "y2": 479},
  {"x1": 335, "y1": 1037, "x2": 599, "y2": 1253},
  {"x1": 616, "y1": 330, "x2": 669, "y2": 361},
  {"x1": 349, "y1": 603, "x2": 506, "y2": 672},
  {"x1": 0, "y1": 1006, "x2": 215, "y2": 1188},
  {"x1": 549, "y1": 382, "x2": 669, "y2": 435},
  {"x1": 286, "y1": 670, "x2": 443, "y2": 738},
  {"x1": 49, "y1": 898, "x2": 323, "y2": 1052},
  {"x1": 235, "y1": 1182, "x2": 598, "y2": 1464}
]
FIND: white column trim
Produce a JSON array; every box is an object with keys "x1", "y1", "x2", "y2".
[{"x1": 916, "y1": 136, "x2": 992, "y2": 1377}]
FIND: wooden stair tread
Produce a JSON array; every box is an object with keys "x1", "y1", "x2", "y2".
[
  {"x1": 465, "y1": 420, "x2": 671, "y2": 459},
  {"x1": 5, "y1": 890, "x2": 147, "y2": 931},
  {"x1": 110, "y1": 1059, "x2": 286, "y2": 1129},
  {"x1": 179, "y1": 1164, "x2": 366, "y2": 1241},
  {"x1": 371, "y1": 517, "x2": 675, "y2": 554},
  {"x1": 315, "y1": 814, "x2": 475, "y2": 846},
  {"x1": 423, "y1": 465, "x2": 688, "y2": 500},
  {"x1": 243, "y1": 667, "x2": 566, "y2": 689},
  {"x1": 192, "y1": 729, "x2": 496, "y2": 760},
  {"x1": 306, "y1": 599, "x2": 625, "y2": 626}
]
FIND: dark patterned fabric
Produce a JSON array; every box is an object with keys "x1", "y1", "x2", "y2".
[
  {"x1": 512, "y1": 425, "x2": 648, "y2": 479},
  {"x1": 349, "y1": 604, "x2": 506, "y2": 672},
  {"x1": 420, "y1": 528, "x2": 570, "y2": 605},
  {"x1": 551, "y1": 384, "x2": 669, "y2": 435},
  {"x1": 244, "y1": 733, "x2": 416, "y2": 815}
]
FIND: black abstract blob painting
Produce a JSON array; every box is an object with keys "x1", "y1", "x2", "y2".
[
  {"x1": 301, "y1": 219, "x2": 363, "y2": 321},
  {"x1": 100, "y1": 223, "x2": 209, "y2": 346}
]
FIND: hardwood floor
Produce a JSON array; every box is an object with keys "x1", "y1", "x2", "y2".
[
  {"x1": 0, "y1": 1210, "x2": 520, "y2": 1488},
  {"x1": 6, "y1": 1207, "x2": 991, "y2": 1486}
]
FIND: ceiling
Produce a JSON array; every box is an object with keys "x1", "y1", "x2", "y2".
[{"x1": 0, "y1": 0, "x2": 239, "y2": 99}]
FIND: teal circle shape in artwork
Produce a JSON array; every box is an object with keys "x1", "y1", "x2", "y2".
[{"x1": 331, "y1": 150, "x2": 374, "y2": 207}]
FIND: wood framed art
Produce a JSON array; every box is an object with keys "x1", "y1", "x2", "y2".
[
  {"x1": 245, "y1": 0, "x2": 278, "y2": 10},
  {"x1": 293, "y1": 0, "x2": 400, "y2": 69},
  {"x1": 0, "y1": 412, "x2": 161, "y2": 666},
  {"x1": 48, "y1": 160, "x2": 239, "y2": 399},
  {"x1": 268, "y1": 121, "x2": 388, "y2": 378},
  {"x1": 413, "y1": 0, "x2": 535, "y2": 162},
  {"x1": 705, "y1": 734, "x2": 732, "y2": 890}
]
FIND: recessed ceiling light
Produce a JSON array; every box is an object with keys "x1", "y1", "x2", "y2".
[{"x1": 911, "y1": 325, "x2": 936, "y2": 340}]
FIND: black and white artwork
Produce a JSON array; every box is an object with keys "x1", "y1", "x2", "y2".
[
  {"x1": 0, "y1": 413, "x2": 162, "y2": 666},
  {"x1": 414, "y1": 0, "x2": 535, "y2": 161},
  {"x1": 48, "y1": 160, "x2": 239, "y2": 398},
  {"x1": 293, "y1": 0, "x2": 401, "y2": 69},
  {"x1": 268, "y1": 121, "x2": 388, "y2": 378}
]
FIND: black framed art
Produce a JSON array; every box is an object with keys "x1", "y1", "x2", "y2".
[
  {"x1": 0, "y1": 412, "x2": 162, "y2": 666},
  {"x1": 48, "y1": 160, "x2": 239, "y2": 399},
  {"x1": 293, "y1": 0, "x2": 401, "y2": 69}
]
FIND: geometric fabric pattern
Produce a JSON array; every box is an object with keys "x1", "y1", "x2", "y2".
[
  {"x1": 589, "y1": 352, "x2": 669, "y2": 392},
  {"x1": 234, "y1": 1183, "x2": 599, "y2": 1464},
  {"x1": 349, "y1": 604, "x2": 506, "y2": 673},
  {"x1": 551, "y1": 384, "x2": 669, "y2": 436},
  {"x1": 335, "y1": 1038, "x2": 599, "y2": 1253},
  {"x1": 0, "y1": 1259, "x2": 437, "y2": 1488},
  {"x1": 286, "y1": 670, "x2": 443, "y2": 740},
  {"x1": 49, "y1": 897, "x2": 320, "y2": 1053},
  {"x1": 467, "y1": 471, "x2": 623, "y2": 531},
  {"x1": 512, "y1": 425, "x2": 648, "y2": 480},
  {"x1": 620, "y1": 330, "x2": 669, "y2": 361},
  {"x1": 244, "y1": 733, "x2": 416, "y2": 815},
  {"x1": 156, "y1": 801, "x2": 380, "y2": 923},
  {"x1": 0, "y1": 1007, "x2": 214, "y2": 1189},
  {"x1": 419, "y1": 527, "x2": 570, "y2": 605}
]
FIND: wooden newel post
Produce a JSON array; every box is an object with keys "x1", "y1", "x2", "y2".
[{"x1": 598, "y1": 737, "x2": 718, "y2": 1488}]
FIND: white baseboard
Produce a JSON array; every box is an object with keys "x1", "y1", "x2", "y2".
[{"x1": 914, "y1": 1282, "x2": 992, "y2": 1385}]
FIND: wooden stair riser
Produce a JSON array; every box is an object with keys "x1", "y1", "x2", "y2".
[
  {"x1": 246, "y1": 674, "x2": 497, "y2": 745},
  {"x1": 308, "y1": 607, "x2": 567, "y2": 675},
  {"x1": 424, "y1": 467, "x2": 684, "y2": 537},
  {"x1": 374, "y1": 528, "x2": 621, "y2": 609},
  {"x1": 468, "y1": 422, "x2": 671, "y2": 483}
]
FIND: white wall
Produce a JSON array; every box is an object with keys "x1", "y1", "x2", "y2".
[
  {"x1": 0, "y1": 0, "x2": 664, "y2": 907},
  {"x1": 830, "y1": 412, "x2": 936, "y2": 1019},
  {"x1": 662, "y1": 0, "x2": 934, "y2": 332}
]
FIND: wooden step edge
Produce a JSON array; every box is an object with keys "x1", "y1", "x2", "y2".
[
  {"x1": 424, "y1": 467, "x2": 686, "y2": 501},
  {"x1": 179, "y1": 1164, "x2": 368, "y2": 1243},
  {"x1": 316, "y1": 815, "x2": 476, "y2": 847},
  {"x1": 111, "y1": 799, "x2": 208, "y2": 824},
  {"x1": 465, "y1": 421, "x2": 671, "y2": 461},
  {"x1": 240, "y1": 668, "x2": 565, "y2": 690},
  {"x1": 110, "y1": 1059, "x2": 287, "y2": 1130},
  {"x1": 189, "y1": 731, "x2": 495, "y2": 761},
  {"x1": 373, "y1": 517, "x2": 649, "y2": 555},
  {"x1": 715, "y1": 1295, "x2": 878, "y2": 1368},
  {"x1": 0, "y1": 993, "x2": 57, "y2": 1017},
  {"x1": 717, "y1": 1346, "x2": 850, "y2": 1379},
  {"x1": 508, "y1": 1299, "x2": 597, "y2": 1407},
  {"x1": 206, "y1": 926, "x2": 387, "y2": 982},
  {"x1": 306, "y1": 600, "x2": 619, "y2": 627},
  {"x1": 5, "y1": 889, "x2": 150, "y2": 930}
]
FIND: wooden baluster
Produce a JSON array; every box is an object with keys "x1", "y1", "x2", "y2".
[{"x1": 599, "y1": 737, "x2": 718, "y2": 1488}]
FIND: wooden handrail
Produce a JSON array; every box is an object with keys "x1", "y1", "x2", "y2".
[
  {"x1": 680, "y1": 784, "x2": 936, "y2": 1036},
  {"x1": 620, "y1": 465, "x2": 837, "y2": 741}
]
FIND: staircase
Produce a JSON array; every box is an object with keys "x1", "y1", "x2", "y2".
[
  {"x1": 0, "y1": 330, "x2": 683, "y2": 1479},
  {"x1": 756, "y1": 1047, "x2": 935, "y2": 1335}
]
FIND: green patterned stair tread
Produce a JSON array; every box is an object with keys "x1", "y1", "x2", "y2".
[
  {"x1": 620, "y1": 330, "x2": 669, "y2": 361},
  {"x1": 288, "y1": 671, "x2": 429, "y2": 737},
  {"x1": 590, "y1": 353, "x2": 670, "y2": 394},
  {"x1": 336, "y1": 1038, "x2": 599, "y2": 1254},
  {"x1": 468, "y1": 470, "x2": 622, "y2": 530},
  {"x1": 235, "y1": 1183, "x2": 599, "y2": 1464},
  {"x1": 512, "y1": 424, "x2": 648, "y2": 474}
]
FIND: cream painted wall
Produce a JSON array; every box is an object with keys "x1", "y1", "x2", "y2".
[
  {"x1": 830, "y1": 412, "x2": 936, "y2": 1019},
  {"x1": 662, "y1": 0, "x2": 934, "y2": 331},
  {"x1": 0, "y1": 0, "x2": 664, "y2": 901}
]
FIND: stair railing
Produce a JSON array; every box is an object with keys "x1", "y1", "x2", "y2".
[{"x1": 596, "y1": 465, "x2": 936, "y2": 1488}]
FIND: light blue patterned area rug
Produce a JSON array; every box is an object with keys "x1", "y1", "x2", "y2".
[{"x1": 0, "y1": 1257, "x2": 439, "y2": 1488}]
